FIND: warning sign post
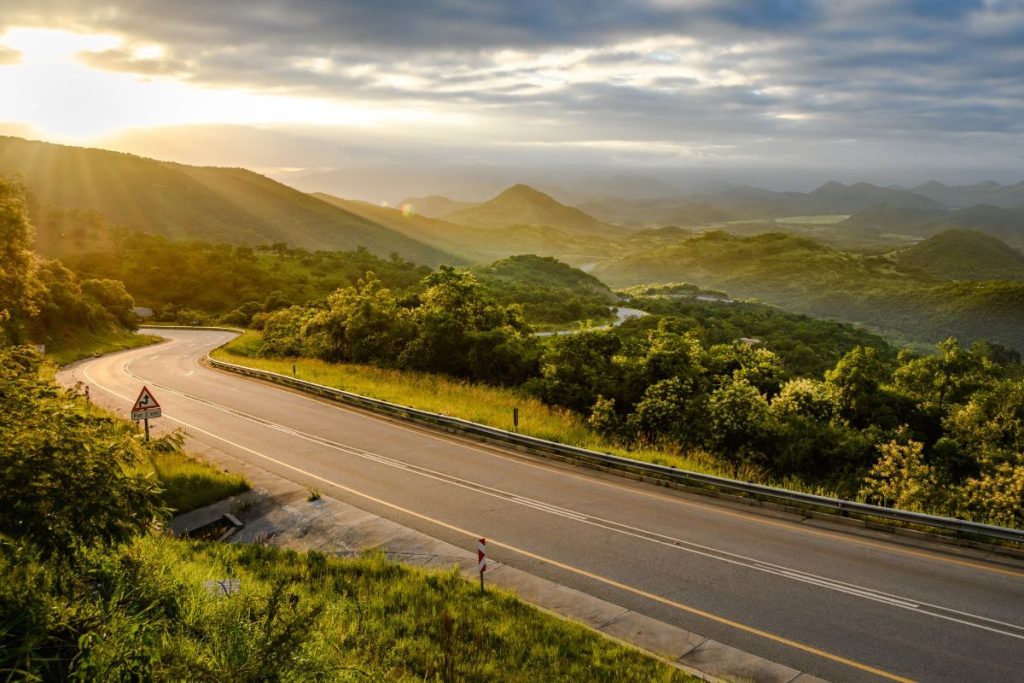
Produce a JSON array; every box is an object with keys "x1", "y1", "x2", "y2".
[{"x1": 131, "y1": 386, "x2": 161, "y2": 441}]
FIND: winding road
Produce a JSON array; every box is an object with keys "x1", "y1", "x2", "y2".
[{"x1": 59, "y1": 329, "x2": 1024, "y2": 682}]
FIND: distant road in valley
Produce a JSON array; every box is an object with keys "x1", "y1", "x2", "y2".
[{"x1": 59, "y1": 329, "x2": 1024, "y2": 683}]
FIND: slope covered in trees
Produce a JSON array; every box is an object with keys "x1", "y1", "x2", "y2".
[
  {"x1": 0, "y1": 136, "x2": 456, "y2": 265},
  {"x1": 0, "y1": 177, "x2": 138, "y2": 349},
  {"x1": 893, "y1": 229, "x2": 1024, "y2": 281},
  {"x1": 473, "y1": 254, "x2": 616, "y2": 324},
  {"x1": 594, "y1": 231, "x2": 1024, "y2": 351}
]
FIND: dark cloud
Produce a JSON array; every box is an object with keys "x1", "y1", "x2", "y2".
[{"x1": 2, "y1": 0, "x2": 1023, "y2": 176}]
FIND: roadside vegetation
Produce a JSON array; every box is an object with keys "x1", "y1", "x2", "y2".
[{"x1": 0, "y1": 345, "x2": 691, "y2": 682}]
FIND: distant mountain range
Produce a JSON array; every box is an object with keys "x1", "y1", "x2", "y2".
[
  {"x1": 841, "y1": 202, "x2": 1024, "y2": 246},
  {"x1": 905, "y1": 180, "x2": 1024, "y2": 209},
  {"x1": 0, "y1": 136, "x2": 458, "y2": 266}
]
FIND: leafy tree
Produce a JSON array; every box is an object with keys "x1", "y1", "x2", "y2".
[
  {"x1": 303, "y1": 272, "x2": 413, "y2": 364},
  {"x1": 706, "y1": 377, "x2": 770, "y2": 469},
  {"x1": 0, "y1": 177, "x2": 42, "y2": 343},
  {"x1": 535, "y1": 330, "x2": 622, "y2": 413},
  {"x1": 825, "y1": 346, "x2": 890, "y2": 428},
  {"x1": 860, "y1": 440, "x2": 947, "y2": 513},
  {"x1": 628, "y1": 377, "x2": 706, "y2": 446}
]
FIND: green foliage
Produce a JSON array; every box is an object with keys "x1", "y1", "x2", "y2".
[
  {"x1": 0, "y1": 178, "x2": 140, "y2": 348},
  {"x1": 0, "y1": 347, "x2": 167, "y2": 559},
  {"x1": 0, "y1": 176, "x2": 42, "y2": 343},
  {"x1": 474, "y1": 254, "x2": 615, "y2": 325},
  {"x1": 260, "y1": 267, "x2": 540, "y2": 386},
  {"x1": 596, "y1": 230, "x2": 1024, "y2": 353},
  {"x1": 62, "y1": 231, "x2": 432, "y2": 323},
  {"x1": 621, "y1": 288, "x2": 896, "y2": 377},
  {"x1": 893, "y1": 229, "x2": 1024, "y2": 281},
  {"x1": 0, "y1": 536, "x2": 694, "y2": 682}
]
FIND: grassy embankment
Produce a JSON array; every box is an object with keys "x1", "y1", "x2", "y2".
[
  {"x1": 214, "y1": 331, "x2": 832, "y2": 493},
  {"x1": 46, "y1": 328, "x2": 162, "y2": 366},
  {"x1": 7, "y1": 534, "x2": 696, "y2": 681}
]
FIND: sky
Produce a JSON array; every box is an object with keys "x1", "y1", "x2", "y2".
[{"x1": 1, "y1": 0, "x2": 1023, "y2": 200}]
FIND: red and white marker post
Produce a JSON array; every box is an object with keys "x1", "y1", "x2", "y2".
[{"x1": 478, "y1": 537, "x2": 487, "y2": 592}]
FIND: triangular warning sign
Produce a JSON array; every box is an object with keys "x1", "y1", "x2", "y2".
[{"x1": 132, "y1": 386, "x2": 160, "y2": 412}]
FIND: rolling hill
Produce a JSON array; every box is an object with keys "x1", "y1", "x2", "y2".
[
  {"x1": 0, "y1": 136, "x2": 457, "y2": 266},
  {"x1": 893, "y1": 229, "x2": 1024, "y2": 281},
  {"x1": 444, "y1": 184, "x2": 626, "y2": 238},
  {"x1": 909, "y1": 179, "x2": 1024, "y2": 209},
  {"x1": 592, "y1": 231, "x2": 1024, "y2": 351}
]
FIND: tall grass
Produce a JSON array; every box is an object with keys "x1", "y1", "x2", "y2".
[
  {"x1": 143, "y1": 451, "x2": 249, "y2": 514},
  {"x1": 28, "y1": 535, "x2": 696, "y2": 681},
  {"x1": 48, "y1": 328, "x2": 162, "y2": 365}
]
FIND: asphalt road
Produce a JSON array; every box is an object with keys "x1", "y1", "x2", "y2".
[{"x1": 60, "y1": 329, "x2": 1024, "y2": 682}]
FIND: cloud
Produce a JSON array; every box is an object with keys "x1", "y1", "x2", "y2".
[
  {"x1": 0, "y1": 45, "x2": 20, "y2": 65},
  {"x1": 1, "y1": 0, "x2": 1022, "y2": 177}
]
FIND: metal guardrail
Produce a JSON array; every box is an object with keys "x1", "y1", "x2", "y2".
[{"x1": 207, "y1": 354, "x2": 1024, "y2": 546}]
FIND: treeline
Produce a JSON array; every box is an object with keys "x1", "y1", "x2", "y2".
[
  {"x1": 622, "y1": 291, "x2": 900, "y2": 377},
  {"x1": 0, "y1": 178, "x2": 136, "y2": 346},
  {"x1": 260, "y1": 267, "x2": 539, "y2": 385},
  {"x1": 540, "y1": 328, "x2": 1023, "y2": 526},
  {"x1": 62, "y1": 232, "x2": 432, "y2": 327}
]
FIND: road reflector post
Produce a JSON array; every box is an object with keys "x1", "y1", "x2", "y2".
[
  {"x1": 478, "y1": 537, "x2": 487, "y2": 592},
  {"x1": 513, "y1": 407, "x2": 519, "y2": 431}
]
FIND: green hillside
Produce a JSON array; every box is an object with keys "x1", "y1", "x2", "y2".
[
  {"x1": 445, "y1": 184, "x2": 626, "y2": 238},
  {"x1": 474, "y1": 254, "x2": 615, "y2": 324},
  {"x1": 0, "y1": 136, "x2": 456, "y2": 265},
  {"x1": 894, "y1": 229, "x2": 1024, "y2": 281},
  {"x1": 593, "y1": 231, "x2": 1024, "y2": 350}
]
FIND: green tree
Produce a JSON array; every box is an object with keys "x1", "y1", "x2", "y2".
[
  {"x1": 706, "y1": 377, "x2": 770, "y2": 469},
  {"x1": 0, "y1": 347, "x2": 167, "y2": 559},
  {"x1": 0, "y1": 177, "x2": 41, "y2": 343}
]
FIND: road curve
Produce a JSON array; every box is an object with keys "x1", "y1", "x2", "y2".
[{"x1": 59, "y1": 329, "x2": 1024, "y2": 682}]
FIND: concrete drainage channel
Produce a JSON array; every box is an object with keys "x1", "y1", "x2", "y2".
[{"x1": 204, "y1": 352, "x2": 1024, "y2": 558}]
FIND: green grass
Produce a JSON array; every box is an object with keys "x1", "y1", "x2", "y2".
[
  {"x1": 5, "y1": 534, "x2": 696, "y2": 681},
  {"x1": 143, "y1": 451, "x2": 249, "y2": 514},
  {"x1": 213, "y1": 332, "x2": 785, "y2": 484},
  {"x1": 47, "y1": 328, "x2": 162, "y2": 366}
]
